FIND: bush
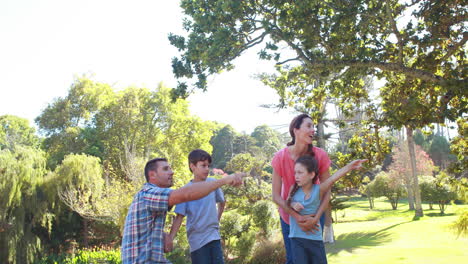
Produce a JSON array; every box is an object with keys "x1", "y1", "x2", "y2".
[
  {"x1": 451, "y1": 209, "x2": 468, "y2": 237},
  {"x1": 251, "y1": 200, "x2": 278, "y2": 237},
  {"x1": 249, "y1": 239, "x2": 285, "y2": 264},
  {"x1": 35, "y1": 248, "x2": 121, "y2": 264}
]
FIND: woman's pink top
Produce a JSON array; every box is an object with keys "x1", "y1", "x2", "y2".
[{"x1": 271, "y1": 146, "x2": 331, "y2": 224}]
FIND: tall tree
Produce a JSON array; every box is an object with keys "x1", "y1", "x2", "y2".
[
  {"x1": 0, "y1": 117, "x2": 52, "y2": 264},
  {"x1": 210, "y1": 125, "x2": 237, "y2": 169},
  {"x1": 0, "y1": 115, "x2": 39, "y2": 150},
  {"x1": 388, "y1": 141, "x2": 435, "y2": 210},
  {"x1": 170, "y1": 0, "x2": 465, "y2": 99}
]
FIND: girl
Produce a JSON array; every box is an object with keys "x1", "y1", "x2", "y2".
[
  {"x1": 271, "y1": 113, "x2": 332, "y2": 264},
  {"x1": 287, "y1": 155, "x2": 367, "y2": 264}
]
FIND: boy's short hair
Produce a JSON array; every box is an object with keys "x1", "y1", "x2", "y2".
[
  {"x1": 188, "y1": 149, "x2": 212, "y2": 171},
  {"x1": 144, "y1": 158, "x2": 167, "y2": 182}
]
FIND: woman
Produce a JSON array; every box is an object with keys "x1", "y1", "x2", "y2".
[{"x1": 272, "y1": 113, "x2": 332, "y2": 264}]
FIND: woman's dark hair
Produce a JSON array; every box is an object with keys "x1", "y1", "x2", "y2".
[
  {"x1": 287, "y1": 113, "x2": 315, "y2": 157},
  {"x1": 286, "y1": 155, "x2": 319, "y2": 207}
]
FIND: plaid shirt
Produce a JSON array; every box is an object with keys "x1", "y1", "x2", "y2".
[{"x1": 121, "y1": 182, "x2": 173, "y2": 263}]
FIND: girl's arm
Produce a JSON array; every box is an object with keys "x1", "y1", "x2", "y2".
[
  {"x1": 272, "y1": 169, "x2": 304, "y2": 221},
  {"x1": 297, "y1": 169, "x2": 331, "y2": 233},
  {"x1": 319, "y1": 159, "x2": 367, "y2": 197}
]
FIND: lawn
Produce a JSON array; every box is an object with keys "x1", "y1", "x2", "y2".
[{"x1": 325, "y1": 196, "x2": 468, "y2": 264}]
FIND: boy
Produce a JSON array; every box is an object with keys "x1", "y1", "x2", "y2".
[
  {"x1": 168, "y1": 149, "x2": 226, "y2": 264},
  {"x1": 121, "y1": 157, "x2": 243, "y2": 264}
]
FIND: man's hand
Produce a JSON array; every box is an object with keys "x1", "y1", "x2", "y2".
[
  {"x1": 223, "y1": 172, "x2": 245, "y2": 187},
  {"x1": 291, "y1": 202, "x2": 304, "y2": 212},
  {"x1": 297, "y1": 215, "x2": 320, "y2": 234},
  {"x1": 163, "y1": 232, "x2": 173, "y2": 253},
  {"x1": 346, "y1": 159, "x2": 368, "y2": 171}
]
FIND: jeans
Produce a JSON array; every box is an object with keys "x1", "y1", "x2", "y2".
[
  {"x1": 190, "y1": 239, "x2": 224, "y2": 264},
  {"x1": 290, "y1": 238, "x2": 327, "y2": 264},
  {"x1": 280, "y1": 214, "x2": 325, "y2": 264}
]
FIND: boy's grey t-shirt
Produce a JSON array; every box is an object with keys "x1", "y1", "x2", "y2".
[{"x1": 174, "y1": 177, "x2": 225, "y2": 252}]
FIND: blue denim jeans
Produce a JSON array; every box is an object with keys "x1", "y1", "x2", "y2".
[
  {"x1": 190, "y1": 239, "x2": 224, "y2": 264},
  {"x1": 280, "y1": 214, "x2": 325, "y2": 264},
  {"x1": 290, "y1": 238, "x2": 327, "y2": 264}
]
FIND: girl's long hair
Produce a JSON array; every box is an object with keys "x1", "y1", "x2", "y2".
[
  {"x1": 287, "y1": 113, "x2": 315, "y2": 157},
  {"x1": 286, "y1": 155, "x2": 319, "y2": 207}
]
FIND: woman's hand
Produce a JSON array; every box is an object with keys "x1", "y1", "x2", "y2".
[{"x1": 297, "y1": 214, "x2": 320, "y2": 234}]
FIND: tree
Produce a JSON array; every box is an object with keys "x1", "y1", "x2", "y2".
[
  {"x1": 0, "y1": 115, "x2": 39, "y2": 150},
  {"x1": 35, "y1": 77, "x2": 113, "y2": 169},
  {"x1": 251, "y1": 124, "x2": 285, "y2": 159},
  {"x1": 429, "y1": 134, "x2": 455, "y2": 170},
  {"x1": 0, "y1": 116, "x2": 52, "y2": 264},
  {"x1": 170, "y1": 0, "x2": 467, "y2": 217},
  {"x1": 210, "y1": 125, "x2": 237, "y2": 169},
  {"x1": 431, "y1": 172, "x2": 458, "y2": 214},
  {"x1": 388, "y1": 141, "x2": 435, "y2": 212},
  {"x1": 419, "y1": 176, "x2": 437, "y2": 210},
  {"x1": 448, "y1": 117, "x2": 468, "y2": 176},
  {"x1": 170, "y1": 0, "x2": 465, "y2": 98},
  {"x1": 0, "y1": 146, "x2": 52, "y2": 264},
  {"x1": 53, "y1": 154, "x2": 106, "y2": 247},
  {"x1": 36, "y1": 78, "x2": 215, "y2": 185},
  {"x1": 370, "y1": 171, "x2": 406, "y2": 210},
  {"x1": 360, "y1": 176, "x2": 375, "y2": 209}
]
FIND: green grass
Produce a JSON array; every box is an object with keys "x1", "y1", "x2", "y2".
[{"x1": 326, "y1": 196, "x2": 468, "y2": 264}]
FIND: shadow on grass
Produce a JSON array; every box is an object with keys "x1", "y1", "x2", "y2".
[
  {"x1": 326, "y1": 221, "x2": 412, "y2": 256},
  {"x1": 425, "y1": 212, "x2": 455, "y2": 217}
]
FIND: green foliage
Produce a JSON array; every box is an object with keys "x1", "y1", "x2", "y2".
[
  {"x1": 448, "y1": 117, "x2": 468, "y2": 175},
  {"x1": 34, "y1": 248, "x2": 121, "y2": 264},
  {"x1": 450, "y1": 209, "x2": 468, "y2": 238},
  {"x1": 222, "y1": 177, "x2": 271, "y2": 212},
  {"x1": 419, "y1": 176, "x2": 438, "y2": 210},
  {"x1": 210, "y1": 125, "x2": 237, "y2": 169},
  {"x1": 0, "y1": 115, "x2": 39, "y2": 150},
  {"x1": 172, "y1": 0, "x2": 466, "y2": 98},
  {"x1": 368, "y1": 172, "x2": 406, "y2": 210},
  {"x1": 360, "y1": 176, "x2": 375, "y2": 209},
  {"x1": 419, "y1": 172, "x2": 458, "y2": 214},
  {"x1": 251, "y1": 200, "x2": 278, "y2": 237},
  {"x1": 0, "y1": 117, "x2": 53, "y2": 264},
  {"x1": 251, "y1": 125, "x2": 283, "y2": 160},
  {"x1": 0, "y1": 146, "x2": 52, "y2": 264},
  {"x1": 330, "y1": 196, "x2": 352, "y2": 222},
  {"x1": 249, "y1": 239, "x2": 286, "y2": 264}
]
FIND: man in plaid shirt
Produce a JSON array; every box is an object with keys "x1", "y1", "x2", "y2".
[{"x1": 121, "y1": 157, "x2": 243, "y2": 263}]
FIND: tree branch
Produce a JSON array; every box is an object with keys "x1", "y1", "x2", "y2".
[
  {"x1": 385, "y1": 0, "x2": 404, "y2": 64},
  {"x1": 301, "y1": 59, "x2": 465, "y2": 86},
  {"x1": 440, "y1": 33, "x2": 468, "y2": 62},
  {"x1": 276, "y1": 57, "x2": 301, "y2": 65}
]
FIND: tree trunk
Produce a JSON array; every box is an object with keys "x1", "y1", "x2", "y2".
[
  {"x1": 368, "y1": 196, "x2": 374, "y2": 209},
  {"x1": 405, "y1": 178, "x2": 415, "y2": 210},
  {"x1": 316, "y1": 119, "x2": 326, "y2": 149},
  {"x1": 83, "y1": 218, "x2": 89, "y2": 248},
  {"x1": 406, "y1": 126, "x2": 424, "y2": 217}
]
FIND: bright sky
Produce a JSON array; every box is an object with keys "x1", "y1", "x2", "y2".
[{"x1": 0, "y1": 0, "x2": 297, "y2": 134}]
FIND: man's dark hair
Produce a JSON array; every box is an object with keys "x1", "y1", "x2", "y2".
[
  {"x1": 144, "y1": 158, "x2": 167, "y2": 182},
  {"x1": 188, "y1": 149, "x2": 212, "y2": 172}
]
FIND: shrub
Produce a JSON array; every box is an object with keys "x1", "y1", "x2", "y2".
[{"x1": 35, "y1": 248, "x2": 121, "y2": 264}]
